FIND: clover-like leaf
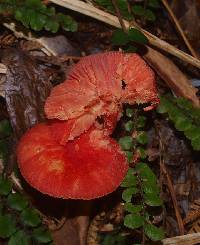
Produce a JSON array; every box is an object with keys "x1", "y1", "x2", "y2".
[
  {"x1": 144, "y1": 224, "x2": 165, "y2": 241},
  {"x1": 121, "y1": 168, "x2": 137, "y2": 187},
  {"x1": 118, "y1": 136, "x2": 133, "y2": 150},
  {"x1": 8, "y1": 230, "x2": 30, "y2": 245},
  {"x1": 122, "y1": 187, "x2": 138, "y2": 202},
  {"x1": 124, "y1": 214, "x2": 144, "y2": 229},
  {"x1": 33, "y1": 227, "x2": 52, "y2": 244},
  {"x1": 124, "y1": 203, "x2": 143, "y2": 213},
  {"x1": 21, "y1": 208, "x2": 41, "y2": 227},
  {"x1": 7, "y1": 193, "x2": 28, "y2": 211},
  {"x1": 0, "y1": 177, "x2": 12, "y2": 196},
  {"x1": 0, "y1": 214, "x2": 16, "y2": 238}
]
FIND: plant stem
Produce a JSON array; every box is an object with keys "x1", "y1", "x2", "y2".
[{"x1": 111, "y1": 0, "x2": 128, "y2": 33}]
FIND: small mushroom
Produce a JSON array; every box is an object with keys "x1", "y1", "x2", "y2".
[{"x1": 17, "y1": 123, "x2": 128, "y2": 199}]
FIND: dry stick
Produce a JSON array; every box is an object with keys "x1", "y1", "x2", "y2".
[
  {"x1": 49, "y1": 0, "x2": 200, "y2": 69},
  {"x1": 111, "y1": 0, "x2": 127, "y2": 33},
  {"x1": 161, "y1": 0, "x2": 198, "y2": 59}
]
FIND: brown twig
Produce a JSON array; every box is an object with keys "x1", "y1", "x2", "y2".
[
  {"x1": 156, "y1": 122, "x2": 185, "y2": 235},
  {"x1": 161, "y1": 0, "x2": 198, "y2": 59},
  {"x1": 111, "y1": 0, "x2": 127, "y2": 33}
]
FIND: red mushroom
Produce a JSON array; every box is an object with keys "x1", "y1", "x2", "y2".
[
  {"x1": 45, "y1": 52, "x2": 159, "y2": 143},
  {"x1": 17, "y1": 51, "x2": 159, "y2": 200},
  {"x1": 17, "y1": 123, "x2": 128, "y2": 199}
]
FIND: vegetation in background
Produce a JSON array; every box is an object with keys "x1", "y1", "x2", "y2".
[
  {"x1": 119, "y1": 108, "x2": 164, "y2": 243},
  {"x1": 0, "y1": 0, "x2": 77, "y2": 33}
]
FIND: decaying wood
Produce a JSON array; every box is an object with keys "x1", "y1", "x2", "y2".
[
  {"x1": 162, "y1": 233, "x2": 200, "y2": 245},
  {"x1": 144, "y1": 47, "x2": 200, "y2": 107},
  {"x1": 1, "y1": 48, "x2": 52, "y2": 139},
  {"x1": 49, "y1": 0, "x2": 200, "y2": 69}
]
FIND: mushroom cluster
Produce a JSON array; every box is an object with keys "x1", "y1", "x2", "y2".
[{"x1": 17, "y1": 52, "x2": 159, "y2": 200}]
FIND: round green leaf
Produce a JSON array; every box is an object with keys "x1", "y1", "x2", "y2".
[
  {"x1": 20, "y1": 208, "x2": 41, "y2": 227},
  {"x1": 8, "y1": 230, "x2": 30, "y2": 245},
  {"x1": 0, "y1": 214, "x2": 16, "y2": 238},
  {"x1": 191, "y1": 137, "x2": 200, "y2": 151},
  {"x1": 0, "y1": 120, "x2": 12, "y2": 137},
  {"x1": 128, "y1": 28, "x2": 148, "y2": 45},
  {"x1": 7, "y1": 193, "x2": 28, "y2": 211},
  {"x1": 144, "y1": 224, "x2": 165, "y2": 241},
  {"x1": 124, "y1": 203, "x2": 143, "y2": 213},
  {"x1": 125, "y1": 120, "x2": 134, "y2": 132},
  {"x1": 185, "y1": 126, "x2": 200, "y2": 140},
  {"x1": 33, "y1": 227, "x2": 52, "y2": 243},
  {"x1": 124, "y1": 151, "x2": 133, "y2": 163},
  {"x1": 136, "y1": 162, "x2": 157, "y2": 184},
  {"x1": 126, "y1": 108, "x2": 134, "y2": 118},
  {"x1": 124, "y1": 214, "x2": 144, "y2": 229},
  {"x1": 118, "y1": 136, "x2": 133, "y2": 150},
  {"x1": 142, "y1": 182, "x2": 160, "y2": 194},
  {"x1": 0, "y1": 177, "x2": 12, "y2": 195},
  {"x1": 121, "y1": 169, "x2": 137, "y2": 187},
  {"x1": 144, "y1": 193, "x2": 163, "y2": 207},
  {"x1": 122, "y1": 187, "x2": 138, "y2": 202},
  {"x1": 112, "y1": 29, "x2": 129, "y2": 46},
  {"x1": 136, "y1": 131, "x2": 148, "y2": 145},
  {"x1": 136, "y1": 116, "x2": 146, "y2": 128}
]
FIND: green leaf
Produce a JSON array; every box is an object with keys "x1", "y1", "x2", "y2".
[
  {"x1": 136, "y1": 162, "x2": 157, "y2": 184},
  {"x1": 112, "y1": 29, "x2": 129, "y2": 46},
  {"x1": 124, "y1": 214, "x2": 144, "y2": 229},
  {"x1": 7, "y1": 193, "x2": 28, "y2": 211},
  {"x1": 0, "y1": 120, "x2": 12, "y2": 137},
  {"x1": 144, "y1": 224, "x2": 165, "y2": 241},
  {"x1": 122, "y1": 187, "x2": 138, "y2": 202},
  {"x1": 121, "y1": 168, "x2": 137, "y2": 187},
  {"x1": 137, "y1": 116, "x2": 146, "y2": 128},
  {"x1": 144, "y1": 193, "x2": 163, "y2": 206},
  {"x1": 0, "y1": 177, "x2": 12, "y2": 195},
  {"x1": 57, "y1": 13, "x2": 78, "y2": 32},
  {"x1": 128, "y1": 28, "x2": 148, "y2": 45},
  {"x1": 20, "y1": 208, "x2": 41, "y2": 227},
  {"x1": 124, "y1": 45, "x2": 138, "y2": 53},
  {"x1": 44, "y1": 20, "x2": 59, "y2": 33},
  {"x1": 30, "y1": 11, "x2": 44, "y2": 31},
  {"x1": 137, "y1": 147, "x2": 147, "y2": 159},
  {"x1": 8, "y1": 230, "x2": 30, "y2": 245},
  {"x1": 33, "y1": 227, "x2": 52, "y2": 243},
  {"x1": 126, "y1": 108, "x2": 134, "y2": 118},
  {"x1": 125, "y1": 120, "x2": 134, "y2": 132},
  {"x1": 136, "y1": 131, "x2": 148, "y2": 145},
  {"x1": 124, "y1": 203, "x2": 143, "y2": 213},
  {"x1": 142, "y1": 182, "x2": 160, "y2": 194},
  {"x1": 118, "y1": 136, "x2": 133, "y2": 150},
  {"x1": 0, "y1": 214, "x2": 16, "y2": 238},
  {"x1": 191, "y1": 137, "x2": 200, "y2": 151},
  {"x1": 0, "y1": 139, "x2": 9, "y2": 162},
  {"x1": 174, "y1": 116, "x2": 192, "y2": 132},
  {"x1": 184, "y1": 126, "x2": 200, "y2": 140},
  {"x1": 124, "y1": 151, "x2": 133, "y2": 163}
]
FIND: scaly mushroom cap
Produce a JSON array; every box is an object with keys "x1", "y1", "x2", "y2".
[
  {"x1": 45, "y1": 52, "x2": 159, "y2": 143},
  {"x1": 17, "y1": 123, "x2": 128, "y2": 199}
]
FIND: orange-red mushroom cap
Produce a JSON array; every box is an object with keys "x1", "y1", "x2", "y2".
[
  {"x1": 44, "y1": 52, "x2": 159, "y2": 140},
  {"x1": 17, "y1": 123, "x2": 128, "y2": 199}
]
